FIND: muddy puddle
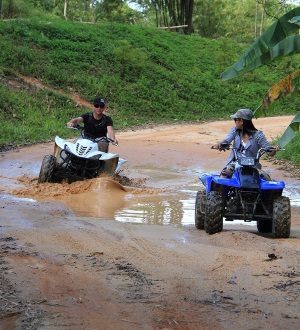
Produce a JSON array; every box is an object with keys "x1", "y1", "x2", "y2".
[
  {"x1": 6, "y1": 161, "x2": 300, "y2": 228},
  {"x1": 9, "y1": 170, "x2": 198, "y2": 225},
  {"x1": 1, "y1": 117, "x2": 300, "y2": 228}
]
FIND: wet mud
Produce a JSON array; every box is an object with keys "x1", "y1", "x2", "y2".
[{"x1": 1, "y1": 116, "x2": 300, "y2": 329}]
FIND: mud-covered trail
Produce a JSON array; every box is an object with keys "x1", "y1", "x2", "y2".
[{"x1": 0, "y1": 116, "x2": 300, "y2": 329}]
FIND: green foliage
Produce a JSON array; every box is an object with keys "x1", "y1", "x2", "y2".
[
  {"x1": 0, "y1": 16, "x2": 299, "y2": 165},
  {"x1": 0, "y1": 84, "x2": 76, "y2": 145},
  {"x1": 277, "y1": 133, "x2": 300, "y2": 164},
  {"x1": 113, "y1": 39, "x2": 149, "y2": 79},
  {"x1": 193, "y1": 0, "x2": 293, "y2": 41}
]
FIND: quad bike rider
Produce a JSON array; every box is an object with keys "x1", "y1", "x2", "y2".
[
  {"x1": 195, "y1": 108, "x2": 291, "y2": 238},
  {"x1": 38, "y1": 97, "x2": 126, "y2": 183}
]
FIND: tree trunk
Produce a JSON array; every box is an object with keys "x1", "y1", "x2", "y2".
[
  {"x1": 255, "y1": 1, "x2": 258, "y2": 39},
  {"x1": 64, "y1": 0, "x2": 67, "y2": 20},
  {"x1": 8, "y1": 0, "x2": 14, "y2": 18},
  {"x1": 260, "y1": 0, "x2": 265, "y2": 36},
  {"x1": 152, "y1": 0, "x2": 194, "y2": 33},
  {"x1": 185, "y1": 0, "x2": 194, "y2": 34}
]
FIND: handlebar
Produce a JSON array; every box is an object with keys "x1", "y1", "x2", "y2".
[
  {"x1": 211, "y1": 144, "x2": 284, "y2": 152},
  {"x1": 67, "y1": 125, "x2": 118, "y2": 146},
  {"x1": 95, "y1": 136, "x2": 118, "y2": 146},
  {"x1": 211, "y1": 144, "x2": 285, "y2": 161},
  {"x1": 67, "y1": 124, "x2": 83, "y2": 130},
  {"x1": 211, "y1": 143, "x2": 231, "y2": 151}
]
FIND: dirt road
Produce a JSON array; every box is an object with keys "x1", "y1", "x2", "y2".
[{"x1": 0, "y1": 116, "x2": 299, "y2": 329}]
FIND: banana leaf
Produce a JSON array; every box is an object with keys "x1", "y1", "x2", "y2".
[
  {"x1": 221, "y1": 7, "x2": 300, "y2": 81},
  {"x1": 278, "y1": 112, "x2": 300, "y2": 147},
  {"x1": 289, "y1": 16, "x2": 300, "y2": 26},
  {"x1": 255, "y1": 70, "x2": 300, "y2": 117},
  {"x1": 253, "y1": 71, "x2": 300, "y2": 147}
]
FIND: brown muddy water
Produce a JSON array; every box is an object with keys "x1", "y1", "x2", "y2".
[{"x1": 1, "y1": 117, "x2": 300, "y2": 229}]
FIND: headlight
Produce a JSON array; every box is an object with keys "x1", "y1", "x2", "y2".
[{"x1": 238, "y1": 157, "x2": 255, "y2": 166}]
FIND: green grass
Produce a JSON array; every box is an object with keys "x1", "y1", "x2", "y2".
[
  {"x1": 277, "y1": 133, "x2": 300, "y2": 164},
  {"x1": 0, "y1": 16, "x2": 299, "y2": 164}
]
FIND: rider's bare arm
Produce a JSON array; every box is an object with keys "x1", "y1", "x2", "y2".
[
  {"x1": 67, "y1": 117, "x2": 83, "y2": 128},
  {"x1": 107, "y1": 126, "x2": 118, "y2": 144}
]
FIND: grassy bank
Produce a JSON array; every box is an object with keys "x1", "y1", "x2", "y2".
[{"x1": 0, "y1": 17, "x2": 299, "y2": 163}]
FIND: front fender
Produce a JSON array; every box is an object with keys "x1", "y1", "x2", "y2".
[
  {"x1": 212, "y1": 172, "x2": 240, "y2": 188},
  {"x1": 260, "y1": 179, "x2": 285, "y2": 190},
  {"x1": 199, "y1": 172, "x2": 240, "y2": 194},
  {"x1": 55, "y1": 136, "x2": 67, "y2": 149}
]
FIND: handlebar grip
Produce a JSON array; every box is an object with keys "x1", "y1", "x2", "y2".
[
  {"x1": 94, "y1": 137, "x2": 118, "y2": 146},
  {"x1": 67, "y1": 125, "x2": 83, "y2": 130}
]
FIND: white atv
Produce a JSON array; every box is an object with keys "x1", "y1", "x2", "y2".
[{"x1": 38, "y1": 127, "x2": 126, "y2": 183}]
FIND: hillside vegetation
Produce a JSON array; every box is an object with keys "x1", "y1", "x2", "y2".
[{"x1": 0, "y1": 16, "x2": 299, "y2": 162}]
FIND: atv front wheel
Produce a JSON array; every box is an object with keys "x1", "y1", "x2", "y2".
[
  {"x1": 195, "y1": 191, "x2": 206, "y2": 230},
  {"x1": 38, "y1": 155, "x2": 56, "y2": 183},
  {"x1": 205, "y1": 191, "x2": 223, "y2": 235},
  {"x1": 257, "y1": 220, "x2": 272, "y2": 233},
  {"x1": 272, "y1": 196, "x2": 291, "y2": 238}
]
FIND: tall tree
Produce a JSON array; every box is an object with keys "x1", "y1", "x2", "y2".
[{"x1": 0, "y1": 0, "x2": 3, "y2": 18}]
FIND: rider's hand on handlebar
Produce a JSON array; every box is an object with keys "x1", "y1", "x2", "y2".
[
  {"x1": 266, "y1": 145, "x2": 282, "y2": 156},
  {"x1": 211, "y1": 143, "x2": 230, "y2": 151},
  {"x1": 211, "y1": 143, "x2": 220, "y2": 150}
]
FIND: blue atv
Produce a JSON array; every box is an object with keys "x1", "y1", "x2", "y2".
[{"x1": 195, "y1": 144, "x2": 291, "y2": 238}]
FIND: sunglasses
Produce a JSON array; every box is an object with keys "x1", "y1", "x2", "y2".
[
  {"x1": 94, "y1": 104, "x2": 105, "y2": 109},
  {"x1": 234, "y1": 118, "x2": 242, "y2": 122}
]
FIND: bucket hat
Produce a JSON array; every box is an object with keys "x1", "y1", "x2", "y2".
[{"x1": 230, "y1": 108, "x2": 253, "y2": 121}]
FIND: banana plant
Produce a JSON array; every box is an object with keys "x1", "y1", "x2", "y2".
[
  {"x1": 220, "y1": 7, "x2": 300, "y2": 80},
  {"x1": 220, "y1": 7, "x2": 300, "y2": 147},
  {"x1": 256, "y1": 70, "x2": 300, "y2": 116}
]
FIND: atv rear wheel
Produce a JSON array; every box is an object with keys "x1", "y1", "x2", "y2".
[
  {"x1": 272, "y1": 196, "x2": 291, "y2": 238},
  {"x1": 257, "y1": 220, "x2": 272, "y2": 233},
  {"x1": 205, "y1": 191, "x2": 223, "y2": 235},
  {"x1": 195, "y1": 191, "x2": 206, "y2": 230},
  {"x1": 38, "y1": 155, "x2": 56, "y2": 183}
]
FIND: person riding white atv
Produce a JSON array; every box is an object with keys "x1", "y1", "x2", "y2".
[{"x1": 38, "y1": 126, "x2": 126, "y2": 183}]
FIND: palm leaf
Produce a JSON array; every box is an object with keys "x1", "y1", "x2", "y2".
[{"x1": 220, "y1": 7, "x2": 300, "y2": 81}]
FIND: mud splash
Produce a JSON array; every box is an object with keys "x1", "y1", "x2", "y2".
[{"x1": 12, "y1": 174, "x2": 169, "y2": 219}]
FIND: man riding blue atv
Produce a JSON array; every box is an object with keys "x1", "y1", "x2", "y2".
[{"x1": 195, "y1": 108, "x2": 291, "y2": 238}]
